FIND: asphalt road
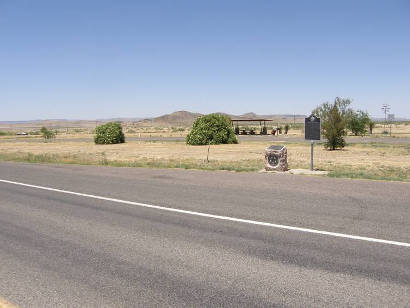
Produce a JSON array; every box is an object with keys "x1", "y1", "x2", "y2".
[
  {"x1": 0, "y1": 162, "x2": 409, "y2": 307},
  {"x1": 3, "y1": 134, "x2": 410, "y2": 144}
]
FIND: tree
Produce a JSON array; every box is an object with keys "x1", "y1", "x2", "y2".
[
  {"x1": 40, "y1": 127, "x2": 56, "y2": 141},
  {"x1": 186, "y1": 114, "x2": 238, "y2": 145},
  {"x1": 368, "y1": 120, "x2": 375, "y2": 134},
  {"x1": 284, "y1": 124, "x2": 290, "y2": 134},
  {"x1": 322, "y1": 103, "x2": 346, "y2": 150},
  {"x1": 312, "y1": 97, "x2": 356, "y2": 150},
  {"x1": 346, "y1": 110, "x2": 370, "y2": 136},
  {"x1": 94, "y1": 122, "x2": 125, "y2": 144},
  {"x1": 312, "y1": 97, "x2": 352, "y2": 128}
]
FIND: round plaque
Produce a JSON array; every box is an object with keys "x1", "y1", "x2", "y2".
[
  {"x1": 268, "y1": 154, "x2": 279, "y2": 167},
  {"x1": 264, "y1": 145, "x2": 288, "y2": 172}
]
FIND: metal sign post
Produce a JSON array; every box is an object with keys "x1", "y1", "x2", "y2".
[
  {"x1": 305, "y1": 115, "x2": 321, "y2": 171},
  {"x1": 310, "y1": 140, "x2": 314, "y2": 171}
]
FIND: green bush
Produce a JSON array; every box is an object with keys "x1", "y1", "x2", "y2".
[
  {"x1": 40, "y1": 127, "x2": 56, "y2": 141},
  {"x1": 94, "y1": 122, "x2": 125, "y2": 144},
  {"x1": 322, "y1": 103, "x2": 346, "y2": 150},
  {"x1": 186, "y1": 114, "x2": 238, "y2": 145},
  {"x1": 346, "y1": 110, "x2": 370, "y2": 136},
  {"x1": 313, "y1": 97, "x2": 351, "y2": 150},
  {"x1": 368, "y1": 120, "x2": 375, "y2": 134}
]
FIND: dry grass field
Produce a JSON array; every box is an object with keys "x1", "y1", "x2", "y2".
[
  {"x1": 1, "y1": 119, "x2": 409, "y2": 181},
  {"x1": 0, "y1": 136, "x2": 409, "y2": 181},
  {"x1": 3, "y1": 121, "x2": 410, "y2": 138},
  {"x1": 371, "y1": 123, "x2": 410, "y2": 137}
]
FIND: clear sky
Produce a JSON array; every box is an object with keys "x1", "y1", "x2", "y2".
[{"x1": 1, "y1": 0, "x2": 409, "y2": 121}]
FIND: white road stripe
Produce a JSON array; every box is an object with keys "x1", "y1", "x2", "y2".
[{"x1": 1, "y1": 178, "x2": 409, "y2": 248}]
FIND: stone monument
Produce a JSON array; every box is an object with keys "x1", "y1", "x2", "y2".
[{"x1": 265, "y1": 145, "x2": 288, "y2": 171}]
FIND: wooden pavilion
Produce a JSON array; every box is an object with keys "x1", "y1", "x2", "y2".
[{"x1": 230, "y1": 118, "x2": 274, "y2": 135}]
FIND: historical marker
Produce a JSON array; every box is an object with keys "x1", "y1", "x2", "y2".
[
  {"x1": 305, "y1": 114, "x2": 321, "y2": 171},
  {"x1": 264, "y1": 145, "x2": 288, "y2": 172},
  {"x1": 305, "y1": 114, "x2": 321, "y2": 141}
]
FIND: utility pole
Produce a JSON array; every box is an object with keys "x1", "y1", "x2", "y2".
[
  {"x1": 388, "y1": 113, "x2": 395, "y2": 136},
  {"x1": 381, "y1": 104, "x2": 390, "y2": 130}
]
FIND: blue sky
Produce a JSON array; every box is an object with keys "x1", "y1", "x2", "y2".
[{"x1": 1, "y1": 0, "x2": 409, "y2": 120}]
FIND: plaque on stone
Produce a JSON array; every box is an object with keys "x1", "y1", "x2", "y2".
[
  {"x1": 305, "y1": 114, "x2": 321, "y2": 140},
  {"x1": 265, "y1": 145, "x2": 288, "y2": 171}
]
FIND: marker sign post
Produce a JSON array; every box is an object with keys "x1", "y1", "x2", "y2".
[{"x1": 305, "y1": 115, "x2": 321, "y2": 171}]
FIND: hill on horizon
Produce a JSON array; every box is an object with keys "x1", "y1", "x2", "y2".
[
  {"x1": 133, "y1": 111, "x2": 307, "y2": 127},
  {"x1": 0, "y1": 111, "x2": 308, "y2": 131},
  {"x1": 135, "y1": 111, "x2": 202, "y2": 127}
]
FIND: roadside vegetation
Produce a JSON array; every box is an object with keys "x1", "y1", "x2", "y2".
[
  {"x1": 94, "y1": 122, "x2": 125, "y2": 144},
  {"x1": 0, "y1": 152, "x2": 261, "y2": 172},
  {"x1": 1, "y1": 113, "x2": 409, "y2": 182},
  {"x1": 186, "y1": 114, "x2": 238, "y2": 145},
  {"x1": 40, "y1": 127, "x2": 56, "y2": 141},
  {"x1": 346, "y1": 110, "x2": 370, "y2": 136},
  {"x1": 0, "y1": 139, "x2": 408, "y2": 182},
  {"x1": 313, "y1": 97, "x2": 373, "y2": 150}
]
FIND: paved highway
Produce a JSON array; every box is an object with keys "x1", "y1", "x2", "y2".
[
  {"x1": 3, "y1": 135, "x2": 410, "y2": 144},
  {"x1": 0, "y1": 162, "x2": 409, "y2": 307}
]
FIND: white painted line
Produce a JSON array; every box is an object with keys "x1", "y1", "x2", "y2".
[{"x1": 1, "y1": 178, "x2": 409, "y2": 248}]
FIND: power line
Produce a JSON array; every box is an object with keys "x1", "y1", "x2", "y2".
[{"x1": 381, "y1": 104, "x2": 390, "y2": 129}]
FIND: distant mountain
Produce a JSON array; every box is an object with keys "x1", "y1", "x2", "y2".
[
  {"x1": 96, "y1": 117, "x2": 145, "y2": 123},
  {"x1": 0, "y1": 111, "x2": 311, "y2": 130},
  {"x1": 229, "y1": 113, "x2": 306, "y2": 122},
  {"x1": 0, "y1": 119, "x2": 100, "y2": 130},
  {"x1": 371, "y1": 117, "x2": 410, "y2": 122},
  {"x1": 133, "y1": 111, "x2": 307, "y2": 127},
  {"x1": 0, "y1": 119, "x2": 69, "y2": 124},
  {"x1": 135, "y1": 111, "x2": 203, "y2": 127},
  {"x1": 239, "y1": 112, "x2": 258, "y2": 118}
]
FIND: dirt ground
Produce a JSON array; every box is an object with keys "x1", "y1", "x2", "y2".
[
  {"x1": 1, "y1": 138, "x2": 408, "y2": 170},
  {"x1": 1, "y1": 122, "x2": 409, "y2": 181},
  {"x1": 2, "y1": 122, "x2": 410, "y2": 138}
]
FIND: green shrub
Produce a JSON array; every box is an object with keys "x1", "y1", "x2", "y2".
[
  {"x1": 186, "y1": 114, "x2": 238, "y2": 145},
  {"x1": 346, "y1": 110, "x2": 370, "y2": 136},
  {"x1": 94, "y1": 122, "x2": 125, "y2": 144},
  {"x1": 40, "y1": 127, "x2": 56, "y2": 141},
  {"x1": 313, "y1": 97, "x2": 351, "y2": 150},
  {"x1": 368, "y1": 120, "x2": 375, "y2": 134},
  {"x1": 322, "y1": 103, "x2": 346, "y2": 150}
]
